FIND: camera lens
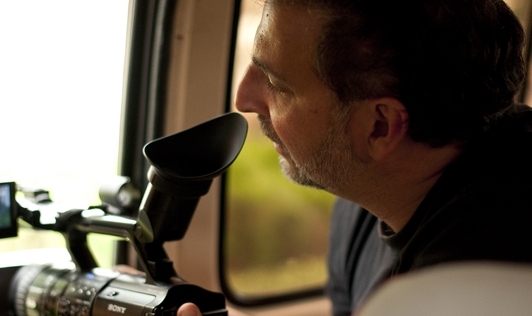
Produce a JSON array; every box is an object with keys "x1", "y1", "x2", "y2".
[{"x1": 9, "y1": 263, "x2": 73, "y2": 316}]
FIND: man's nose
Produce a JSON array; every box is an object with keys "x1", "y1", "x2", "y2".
[{"x1": 235, "y1": 65, "x2": 269, "y2": 117}]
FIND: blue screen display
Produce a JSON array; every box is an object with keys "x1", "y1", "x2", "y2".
[
  {"x1": 0, "y1": 182, "x2": 17, "y2": 238},
  {"x1": 0, "y1": 183, "x2": 12, "y2": 229}
]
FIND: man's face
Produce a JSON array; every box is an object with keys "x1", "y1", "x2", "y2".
[{"x1": 235, "y1": 3, "x2": 366, "y2": 194}]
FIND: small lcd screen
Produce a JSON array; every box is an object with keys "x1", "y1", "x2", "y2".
[{"x1": 0, "y1": 182, "x2": 17, "y2": 238}]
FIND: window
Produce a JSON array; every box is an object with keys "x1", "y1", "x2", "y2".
[
  {"x1": 504, "y1": 0, "x2": 532, "y2": 105},
  {"x1": 223, "y1": 0, "x2": 336, "y2": 303},
  {"x1": 505, "y1": 0, "x2": 531, "y2": 32},
  {"x1": 0, "y1": 0, "x2": 129, "y2": 268}
]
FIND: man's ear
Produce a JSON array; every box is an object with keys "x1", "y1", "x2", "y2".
[{"x1": 367, "y1": 98, "x2": 409, "y2": 161}]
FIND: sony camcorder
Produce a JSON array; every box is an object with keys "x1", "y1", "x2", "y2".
[{"x1": 0, "y1": 113, "x2": 248, "y2": 316}]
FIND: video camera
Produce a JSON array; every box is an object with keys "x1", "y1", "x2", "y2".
[{"x1": 0, "y1": 113, "x2": 247, "y2": 316}]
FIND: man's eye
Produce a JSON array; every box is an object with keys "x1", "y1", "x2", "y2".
[
  {"x1": 266, "y1": 80, "x2": 281, "y2": 92},
  {"x1": 266, "y1": 77, "x2": 285, "y2": 94}
]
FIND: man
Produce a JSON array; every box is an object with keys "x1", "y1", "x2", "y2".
[{"x1": 179, "y1": 0, "x2": 532, "y2": 314}]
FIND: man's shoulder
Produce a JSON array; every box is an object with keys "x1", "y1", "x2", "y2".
[
  {"x1": 408, "y1": 178, "x2": 532, "y2": 269},
  {"x1": 391, "y1": 156, "x2": 532, "y2": 274}
]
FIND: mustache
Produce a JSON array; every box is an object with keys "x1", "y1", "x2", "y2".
[{"x1": 258, "y1": 115, "x2": 283, "y2": 145}]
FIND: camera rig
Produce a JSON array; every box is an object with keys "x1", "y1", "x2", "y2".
[{"x1": 1, "y1": 112, "x2": 248, "y2": 316}]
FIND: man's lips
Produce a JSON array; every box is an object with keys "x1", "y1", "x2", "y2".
[
  {"x1": 273, "y1": 142, "x2": 285, "y2": 156},
  {"x1": 273, "y1": 142, "x2": 283, "y2": 155},
  {"x1": 258, "y1": 115, "x2": 287, "y2": 156}
]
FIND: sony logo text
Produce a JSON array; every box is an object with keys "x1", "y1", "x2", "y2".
[{"x1": 108, "y1": 304, "x2": 127, "y2": 314}]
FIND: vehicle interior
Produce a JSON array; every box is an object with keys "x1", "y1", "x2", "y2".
[{"x1": 1, "y1": 0, "x2": 532, "y2": 315}]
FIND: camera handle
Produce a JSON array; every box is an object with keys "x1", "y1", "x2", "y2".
[{"x1": 55, "y1": 207, "x2": 174, "y2": 285}]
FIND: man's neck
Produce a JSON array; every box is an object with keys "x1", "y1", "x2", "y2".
[{"x1": 346, "y1": 141, "x2": 464, "y2": 233}]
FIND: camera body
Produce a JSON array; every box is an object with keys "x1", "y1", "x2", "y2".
[
  {"x1": 7, "y1": 262, "x2": 225, "y2": 316},
  {"x1": 0, "y1": 113, "x2": 248, "y2": 316}
]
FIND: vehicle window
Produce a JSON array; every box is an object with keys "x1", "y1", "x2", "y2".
[
  {"x1": 223, "y1": 0, "x2": 532, "y2": 304},
  {"x1": 0, "y1": 0, "x2": 129, "y2": 268},
  {"x1": 504, "y1": 0, "x2": 532, "y2": 105},
  {"x1": 505, "y1": 0, "x2": 531, "y2": 32},
  {"x1": 223, "y1": 0, "x2": 336, "y2": 302}
]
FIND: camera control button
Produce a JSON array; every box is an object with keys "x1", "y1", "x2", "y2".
[{"x1": 107, "y1": 290, "x2": 120, "y2": 297}]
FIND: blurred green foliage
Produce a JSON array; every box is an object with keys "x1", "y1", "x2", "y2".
[{"x1": 225, "y1": 134, "x2": 336, "y2": 294}]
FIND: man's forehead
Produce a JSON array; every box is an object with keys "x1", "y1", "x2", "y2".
[
  {"x1": 249, "y1": 2, "x2": 332, "y2": 85},
  {"x1": 252, "y1": 7, "x2": 307, "y2": 72},
  {"x1": 253, "y1": 3, "x2": 325, "y2": 52}
]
